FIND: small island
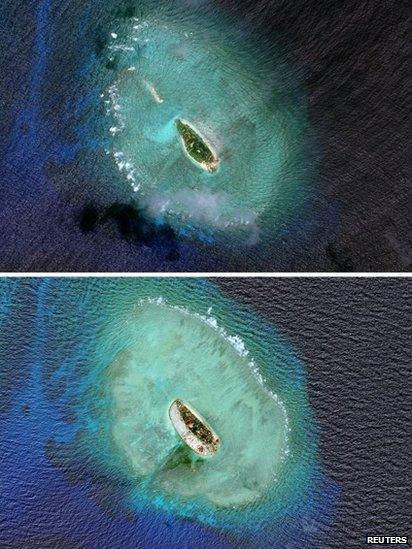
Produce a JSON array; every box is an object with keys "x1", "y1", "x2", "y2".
[
  {"x1": 175, "y1": 118, "x2": 219, "y2": 173},
  {"x1": 169, "y1": 399, "x2": 220, "y2": 457}
]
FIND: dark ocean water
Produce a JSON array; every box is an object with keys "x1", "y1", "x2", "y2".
[
  {"x1": 0, "y1": 0, "x2": 409, "y2": 272},
  {"x1": 216, "y1": 278, "x2": 411, "y2": 548}
]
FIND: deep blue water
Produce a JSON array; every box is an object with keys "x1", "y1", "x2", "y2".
[{"x1": 0, "y1": 278, "x2": 339, "y2": 547}]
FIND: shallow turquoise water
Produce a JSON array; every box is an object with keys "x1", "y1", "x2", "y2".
[
  {"x1": 101, "y1": 299, "x2": 289, "y2": 509},
  {"x1": 102, "y1": 1, "x2": 313, "y2": 246},
  {"x1": 0, "y1": 278, "x2": 338, "y2": 546}
]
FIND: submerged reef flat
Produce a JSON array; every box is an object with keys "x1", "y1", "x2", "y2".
[
  {"x1": 47, "y1": 279, "x2": 336, "y2": 541},
  {"x1": 175, "y1": 119, "x2": 219, "y2": 172},
  {"x1": 105, "y1": 300, "x2": 289, "y2": 508},
  {"x1": 102, "y1": 1, "x2": 313, "y2": 247},
  {"x1": 0, "y1": 278, "x2": 338, "y2": 547}
]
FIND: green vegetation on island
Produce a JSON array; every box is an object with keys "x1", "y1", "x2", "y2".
[{"x1": 175, "y1": 118, "x2": 219, "y2": 172}]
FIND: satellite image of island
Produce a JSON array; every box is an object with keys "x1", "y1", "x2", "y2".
[
  {"x1": 0, "y1": 277, "x2": 410, "y2": 548},
  {"x1": 0, "y1": 0, "x2": 409, "y2": 272},
  {"x1": 0, "y1": 1, "x2": 410, "y2": 547}
]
